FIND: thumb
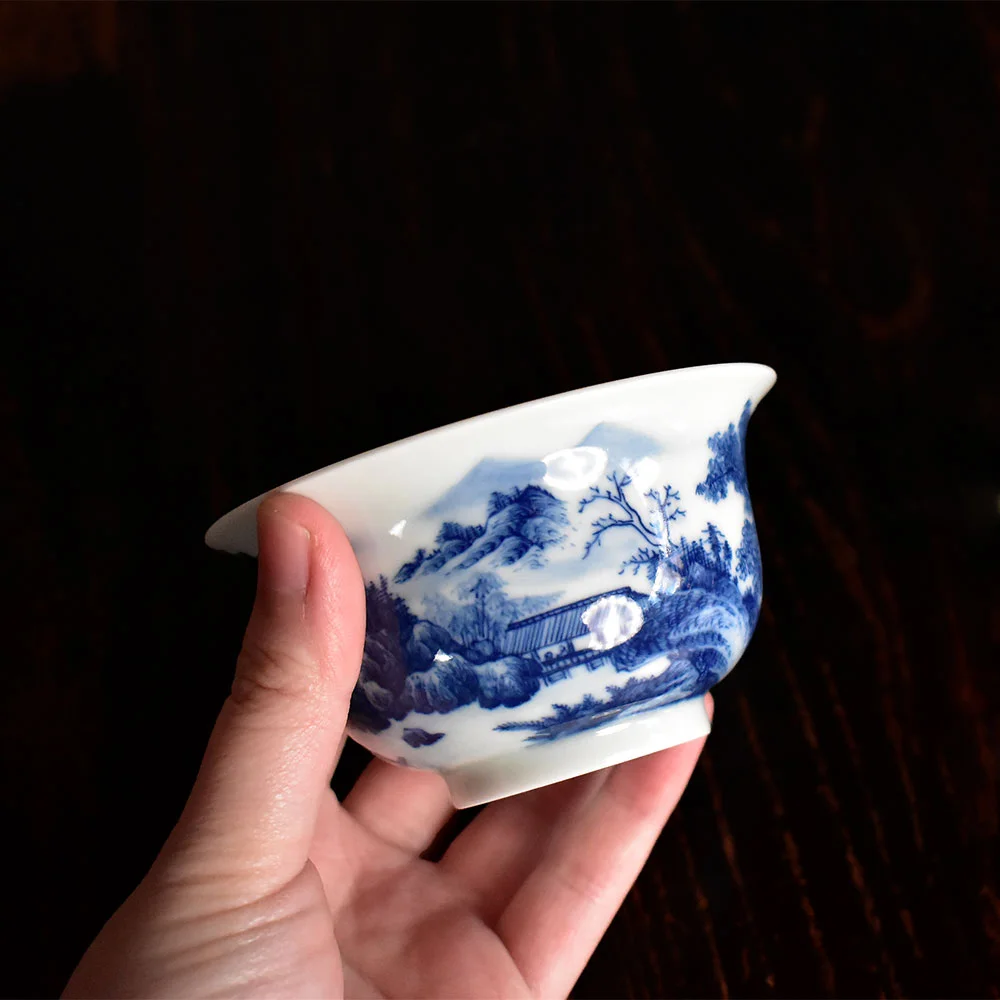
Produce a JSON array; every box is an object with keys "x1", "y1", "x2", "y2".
[{"x1": 169, "y1": 493, "x2": 365, "y2": 885}]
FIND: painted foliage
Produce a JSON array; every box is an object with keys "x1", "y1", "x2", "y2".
[{"x1": 349, "y1": 403, "x2": 762, "y2": 745}]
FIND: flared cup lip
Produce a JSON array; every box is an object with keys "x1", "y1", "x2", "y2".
[{"x1": 206, "y1": 361, "x2": 776, "y2": 553}]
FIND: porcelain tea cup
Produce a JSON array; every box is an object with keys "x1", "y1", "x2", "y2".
[{"x1": 206, "y1": 362, "x2": 776, "y2": 807}]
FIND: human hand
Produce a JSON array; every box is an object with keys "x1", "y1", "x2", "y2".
[{"x1": 65, "y1": 494, "x2": 709, "y2": 999}]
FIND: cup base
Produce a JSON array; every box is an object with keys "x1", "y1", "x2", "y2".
[{"x1": 441, "y1": 696, "x2": 712, "y2": 809}]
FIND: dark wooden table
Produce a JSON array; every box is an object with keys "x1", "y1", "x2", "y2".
[{"x1": 2, "y1": 4, "x2": 997, "y2": 997}]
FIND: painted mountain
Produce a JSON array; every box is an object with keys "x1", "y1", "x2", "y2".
[
  {"x1": 395, "y1": 484, "x2": 571, "y2": 582},
  {"x1": 424, "y1": 458, "x2": 547, "y2": 515},
  {"x1": 577, "y1": 423, "x2": 659, "y2": 466}
]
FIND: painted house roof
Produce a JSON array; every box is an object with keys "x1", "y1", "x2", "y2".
[{"x1": 502, "y1": 587, "x2": 644, "y2": 656}]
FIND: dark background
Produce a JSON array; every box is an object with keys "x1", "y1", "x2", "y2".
[{"x1": 1, "y1": 3, "x2": 998, "y2": 997}]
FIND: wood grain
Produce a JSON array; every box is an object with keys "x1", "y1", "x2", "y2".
[{"x1": 1, "y1": 3, "x2": 997, "y2": 997}]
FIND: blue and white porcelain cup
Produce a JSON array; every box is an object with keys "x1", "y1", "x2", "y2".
[{"x1": 206, "y1": 363, "x2": 776, "y2": 807}]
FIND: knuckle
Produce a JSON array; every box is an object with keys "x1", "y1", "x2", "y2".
[{"x1": 230, "y1": 636, "x2": 319, "y2": 712}]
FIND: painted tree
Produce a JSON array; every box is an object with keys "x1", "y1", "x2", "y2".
[
  {"x1": 456, "y1": 573, "x2": 503, "y2": 645},
  {"x1": 694, "y1": 399, "x2": 764, "y2": 627},
  {"x1": 696, "y1": 400, "x2": 753, "y2": 509},
  {"x1": 487, "y1": 488, "x2": 519, "y2": 517},
  {"x1": 579, "y1": 471, "x2": 686, "y2": 583},
  {"x1": 394, "y1": 547, "x2": 428, "y2": 584},
  {"x1": 423, "y1": 573, "x2": 554, "y2": 653},
  {"x1": 351, "y1": 576, "x2": 414, "y2": 732},
  {"x1": 703, "y1": 523, "x2": 733, "y2": 574},
  {"x1": 676, "y1": 523, "x2": 735, "y2": 592},
  {"x1": 437, "y1": 521, "x2": 484, "y2": 548},
  {"x1": 735, "y1": 518, "x2": 763, "y2": 626},
  {"x1": 735, "y1": 519, "x2": 761, "y2": 585}
]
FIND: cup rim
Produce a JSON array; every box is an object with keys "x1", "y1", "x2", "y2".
[
  {"x1": 206, "y1": 361, "x2": 776, "y2": 552},
  {"x1": 297, "y1": 361, "x2": 774, "y2": 478}
]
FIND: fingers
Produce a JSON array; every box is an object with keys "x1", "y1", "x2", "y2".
[
  {"x1": 495, "y1": 701, "x2": 710, "y2": 998},
  {"x1": 342, "y1": 759, "x2": 455, "y2": 856},
  {"x1": 439, "y1": 769, "x2": 608, "y2": 922},
  {"x1": 167, "y1": 493, "x2": 365, "y2": 889}
]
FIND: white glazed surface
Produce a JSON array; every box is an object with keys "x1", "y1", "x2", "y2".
[{"x1": 207, "y1": 363, "x2": 776, "y2": 806}]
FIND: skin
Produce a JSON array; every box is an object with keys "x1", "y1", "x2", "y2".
[{"x1": 65, "y1": 493, "x2": 709, "y2": 1000}]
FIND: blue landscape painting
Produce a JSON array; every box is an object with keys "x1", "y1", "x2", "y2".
[{"x1": 349, "y1": 402, "x2": 762, "y2": 746}]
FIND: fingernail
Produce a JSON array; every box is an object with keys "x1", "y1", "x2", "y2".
[{"x1": 259, "y1": 505, "x2": 311, "y2": 594}]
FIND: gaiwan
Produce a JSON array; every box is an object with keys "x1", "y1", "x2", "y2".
[{"x1": 206, "y1": 363, "x2": 776, "y2": 807}]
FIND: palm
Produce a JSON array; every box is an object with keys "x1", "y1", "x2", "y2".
[
  {"x1": 305, "y1": 742, "x2": 704, "y2": 999},
  {"x1": 317, "y1": 786, "x2": 528, "y2": 999}
]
